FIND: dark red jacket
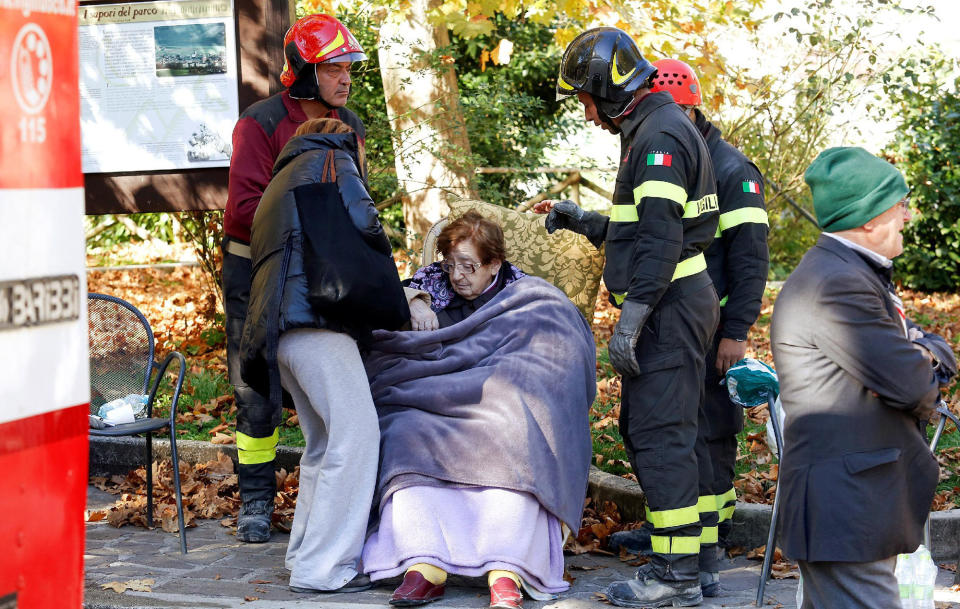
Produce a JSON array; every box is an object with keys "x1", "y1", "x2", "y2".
[{"x1": 224, "y1": 90, "x2": 366, "y2": 242}]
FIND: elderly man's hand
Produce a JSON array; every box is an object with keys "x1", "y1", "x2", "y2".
[
  {"x1": 716, "y1": 338, "x2": 747, "y2": 375},
  {"x1": 409, "y1": 298, "x2": 439, "y2": 331}
]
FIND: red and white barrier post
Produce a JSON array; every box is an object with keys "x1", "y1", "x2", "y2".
[{"x1": 1, "y1": 0, "x2": 89, "y2": 605}]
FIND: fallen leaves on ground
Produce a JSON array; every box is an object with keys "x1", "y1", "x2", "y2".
[
  {"x1": 745, "y1": 545, "x2": 798, "y2": 579},
  {"x1": 87, "y1": 451, "x2": 299, "y2": 533},
  {"x1": 101, "y1": 578, "x2": 155, "y2": 593},
  {"x1": 565, "y1": 497, "x2": 638, "y2": 556}
]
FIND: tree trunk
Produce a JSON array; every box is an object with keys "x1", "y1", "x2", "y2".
[{"x1": 378, "y1": 0, "x2": 477, "y2": 246}]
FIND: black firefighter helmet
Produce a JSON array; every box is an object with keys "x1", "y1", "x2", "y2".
[{"x1": 556, "y1": 27, "x2": 657, "y2": 122}]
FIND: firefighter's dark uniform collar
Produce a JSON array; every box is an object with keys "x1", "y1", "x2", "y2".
[
  {"x1": 693, "y1": 108, "x2": 722, "y2": 148},
  {"x1": 617, "y1": 91, "x2": 676, "y2": 142}
]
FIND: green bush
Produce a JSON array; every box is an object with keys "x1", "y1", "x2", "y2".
[{"x1": 887, "y1": 73, "x2": 960, "y2": 291}]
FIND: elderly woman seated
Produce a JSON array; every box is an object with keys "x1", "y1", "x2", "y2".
[{"x1": 361, "y1": 211, "x2": 597, "y2": 609}]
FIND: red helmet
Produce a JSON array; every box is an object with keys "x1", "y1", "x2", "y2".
[
  {"x1": 650, "y1": 58, "x2": 702, "y2": 106},
  {"x1": 280, "y1": 14, "x2": 366, "y2": 89}
]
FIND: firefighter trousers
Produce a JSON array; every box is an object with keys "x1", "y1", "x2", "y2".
[
  {"x1": 223, "y1": 237, "x2": 280, "y2": 505},
  {"x1": 619, "y1": 272, "x2": 719, "y2": 582},
  {"x1": 697, "y1": 330, "x2": 741, "y2": 553}
]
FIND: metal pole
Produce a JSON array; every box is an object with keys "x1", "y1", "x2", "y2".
[
  {"x1": 757, "y1": 391, "x2": 785, "y2": 606},
  {"x1": 925, "y1": 402, "x2": 955, "y2": 549}
]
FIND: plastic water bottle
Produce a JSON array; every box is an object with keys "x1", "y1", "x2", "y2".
[
  {"x1": 895, "y1": 544, "x2": 936, "y2": 608},
  {"x1": 97, "y1": 394, "x2": 148, "y2": 421}
]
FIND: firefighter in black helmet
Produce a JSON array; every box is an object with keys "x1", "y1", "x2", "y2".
[
  {"x1": 608, "y1": 58, "x2": 771, "y2": 599},
  {"x1": 536, "y1": 27, "x2": 719, "y2": 607}
]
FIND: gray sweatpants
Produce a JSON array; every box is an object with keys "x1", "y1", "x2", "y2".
[
  {"x1": 278, "y1": 328, "x2": 380, "y2": 590},
  {"x1": 798, "y1": 557, "x2": 900, "y2": 609}
]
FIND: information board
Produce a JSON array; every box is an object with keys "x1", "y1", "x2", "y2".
[{"x1": 79, "y1": 0, "x2": 239, "y2": 173}]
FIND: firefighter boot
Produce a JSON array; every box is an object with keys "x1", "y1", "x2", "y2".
[
  {"x1": 607, "y1": 527, "x2": 653, "y2": 556},
  {"x1": 606, "y1": 563, "x2": 702, "y2": 608},
  {"x1": 237, "y1": 498, "x2": 273, "y2": 543},
  {"x1": 698, "y1": 544, "x2": 721, "y2": 597}
]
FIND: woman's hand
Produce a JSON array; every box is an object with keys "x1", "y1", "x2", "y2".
[
  {"x1": 531, "y1": 199, "x2": 558, "y2": 214},
  {"x1": 409, "y1": 298, "x2": 439, "y2": 331}
]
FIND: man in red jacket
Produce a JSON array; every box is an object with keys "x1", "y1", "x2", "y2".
[{"x1": 222, "y1": 13, "x2": 367, "y2": 543}]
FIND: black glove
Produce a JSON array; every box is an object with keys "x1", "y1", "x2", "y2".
[
  {"x1": 544, "y1": 200, "x2": 609, "y2": 249},
  {"x1": 608, "y1": 301, "x2": 653, "y2": 378}
]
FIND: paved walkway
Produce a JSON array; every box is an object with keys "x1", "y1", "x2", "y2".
[{"x1": 83, "y1": 486, "x2": 960, "y2": 608}]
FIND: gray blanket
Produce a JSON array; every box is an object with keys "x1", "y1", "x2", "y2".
[{"x1": 364, "y1": 276, "x2": 596, "y2": 530}]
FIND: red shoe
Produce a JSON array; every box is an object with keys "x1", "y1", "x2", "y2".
[
  {"x1": 390, "y1": 570, "x2": 445, "y2": 606},
  {"x1": 489, "y1": 576, "x2": 523, "y2": 609}
]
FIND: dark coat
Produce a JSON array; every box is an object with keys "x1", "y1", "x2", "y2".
[
  {"x1": 696, "y1": 111, "x2": 770, "y2": 439},
  {"x1": 239, "y1": 132, "x2": 390, "y2": 400},
  {"x1": 604, "y1": 91, "x2": 718, "y2": 308},
  {"x1": 771, "y1": 234, "x2": 946, "y2": 562},
  {"x1": 695, "y1": 110, "x2": 769, "y2": 342}
]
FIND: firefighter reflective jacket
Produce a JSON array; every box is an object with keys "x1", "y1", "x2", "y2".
[
  {"x1": 695, "y1": 110, "x2": 770, "y2": 341},
  {"x1": 604, "y1": 92, "x2": 719, "y2": 307}
]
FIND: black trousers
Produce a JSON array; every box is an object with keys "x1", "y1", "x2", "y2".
[
  {"x1": 619, "y1": 273, "x2": 719, "y2": 581},
  {"x1": 697, "y1": 331, "x2": 742, "y2": 548},
  {"x1": 223, "y1": 238, "x2": 278, "y2": 505}
]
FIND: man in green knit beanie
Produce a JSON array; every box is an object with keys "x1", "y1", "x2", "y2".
[{"x1": 769, "y1": 146, "x2": 956, "y2": 608}]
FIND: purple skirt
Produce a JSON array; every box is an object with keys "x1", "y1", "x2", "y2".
[{"x1": 362, "y1": 486, "x2": 568, "y2": 595}]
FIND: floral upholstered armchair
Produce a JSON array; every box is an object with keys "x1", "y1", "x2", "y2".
[{"x1": 421, "y1": 198, "x2": 606, "y2": 321}]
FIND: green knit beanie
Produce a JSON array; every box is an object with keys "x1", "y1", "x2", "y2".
[{"x1": 804, "y1": 147, "x2": 909, "y2": 232}]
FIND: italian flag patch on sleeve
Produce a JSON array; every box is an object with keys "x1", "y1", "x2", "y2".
[
  {"x1": 647, "y1": 153, "x2": 672, "y2": 166},
  {"x1": 742, "y1": 180, "x2": 761, "y2": 194}
]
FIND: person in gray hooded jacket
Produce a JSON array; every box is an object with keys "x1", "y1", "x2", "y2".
[{"x1": 240, "y1": 118, "x2": 405, "y2": 594}]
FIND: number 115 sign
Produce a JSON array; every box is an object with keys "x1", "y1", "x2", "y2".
[{"x1": 1, "y1": 1, "x2": 82, "y2": 190}]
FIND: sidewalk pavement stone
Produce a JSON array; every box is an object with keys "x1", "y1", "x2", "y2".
[
  {"x1": 85, "y1": 485, "x2": 802, "y2": 609},
  {"x1": 85, "y1": 484, "x2": 960, "y2": 609}
]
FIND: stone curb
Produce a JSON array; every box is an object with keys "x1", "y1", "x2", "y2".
[
  {"x1": 587, "y1": 465, "x2": 960, "y2": 563},
  {"x1": 89, "y1": 437, "x2": 960, "y2": 561}
]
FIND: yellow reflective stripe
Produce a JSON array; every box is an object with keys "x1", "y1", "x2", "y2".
[
  {"x1": 316, "y1": 29, "x2": 345, "y2": 60},
  {"x1": 671, "y1": 253, "x2": 707, "y2": 281},
  {"x1": 634, "y1": 181, "x2": 687, "y2": 207},
  {"x1": 719, "y1": 295, "x2": 728, "y2": 307},
  {"x1": 611, "y1": 52, "x2": 637, "y2": 85},
  {"x1": 610, "y1": 204, "x2": 639, "y2": 222},
  {"x1": 697, "y1": 495, "x2": 718, "y2": 514},
  {"x1": 557, "y1": 75, "x2": 575, "y2": 91},
  {"x1": 236, "y1": 429, "x2": 279, "y2": 465},
  {"x1": 651, "y1": 535, "x2": 702, "y2": 555},
  {"x1": 682, "y1": 193, "x2": 719, "y2": 219},
  {"x1": 611, "y1": 292, "x2": 627, "y2": 305},
  {"x1": 717, "y1": 487, "x2": 737, "y2": 508},
  {"x1": 645, "y1": 504, "x2": 700, "y2": 529},
  {"x1": 700, "y1": 526, "x2": 719, "y2": 544},
  {"x1": 718, "y1": 505, "x2": 736, "y2": 522},
  {"x1": 715, "y1": 225, "x2": 722, "y2": 238},
  {"x1": 719, "y1": 207, "x2": 769, "y2": 232}
]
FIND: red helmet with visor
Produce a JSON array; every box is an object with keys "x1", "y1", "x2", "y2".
[{"x1": 280, "y1": 14, "x2": 366, "y2": 102}]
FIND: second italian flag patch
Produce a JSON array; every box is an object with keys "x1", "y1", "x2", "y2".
[
  {"x1": 742, "y1": 180, "x2": 761, "y2": 194},
  {"x1": 647, "y1": 152, "x2": 672, "y2": 166}
]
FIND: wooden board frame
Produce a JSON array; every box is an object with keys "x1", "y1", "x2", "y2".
[{"x1": 80, "y1": 0, "x2": 292, "y2": 214}]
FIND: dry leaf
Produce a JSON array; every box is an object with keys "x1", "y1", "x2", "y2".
[
  {"x1": 211, "y1": 432, "x2": 235, "y2": 445},
  {"x1": 86, "y1": 509, "x2": 107, "y2": 522},
  {"x1": 101, "y1": 578, "x2": 155, "y2": 593}
]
